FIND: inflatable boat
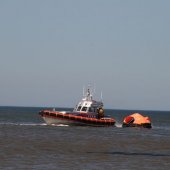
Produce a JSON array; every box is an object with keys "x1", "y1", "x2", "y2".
[{"x1": 122, "y1": 113, "x2": 152, "y2": 128}]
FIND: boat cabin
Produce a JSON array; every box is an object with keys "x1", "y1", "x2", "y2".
[{"x1": 73, "y1": 88, "x2": 103, "y2": 113}]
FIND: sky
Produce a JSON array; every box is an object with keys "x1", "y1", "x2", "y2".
[{"x1": 0, "y1": 0, "x2": 170, "y2": 110}]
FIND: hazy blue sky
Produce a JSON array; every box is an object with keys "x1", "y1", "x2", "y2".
[{"x1": 0, "y1": 0, "x2": 170, "y2": 110}]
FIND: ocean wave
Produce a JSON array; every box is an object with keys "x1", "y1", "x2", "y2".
[
  {"x1": 152, "y1": 125, "x2": 170, "y2": 131},
  {"x1": 0, "y1": 122, "x2": 169, "y2": 130}
]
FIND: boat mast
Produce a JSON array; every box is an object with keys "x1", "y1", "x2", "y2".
[
  {"x1": 83, "y1": 86, "x2": 85, "y2": 97},
  {"x1": 100, "y1": 91, "x2": 103, "y2": 102},
  {"x1": 85, "y1": 85, "x2": 93, "y2": 101}
]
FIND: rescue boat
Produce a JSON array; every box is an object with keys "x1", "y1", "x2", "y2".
[
  {"x1": 39, "y1": 88, "x2": 116, "y2": 126},
  {"x1": 122, "y1": 113, "x2": 152, "y2": 128}
]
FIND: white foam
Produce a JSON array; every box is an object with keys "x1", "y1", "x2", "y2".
[
  {"x1": 115, "y1": 123, "x2": 122, "y2": 128},
  {"x1": 51, "y1": 123, "x2": 69, "y2": 127}
]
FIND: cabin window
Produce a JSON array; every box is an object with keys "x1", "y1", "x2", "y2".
[
  {"x1": 88, "y1": 107, "x2": 96, "y2": 112},
  {"x1": 81, "y1": 107, "x2": 87, "y2": 112},
  {"x1": 88, "y1": 107, "x2": 93, "y2": 112},
  {"x1": 94, "y1": 108, "x2": 96, "y2": 113},
  {"x1": 77, "y1": 106, "x2": 81, "y2": 111}
]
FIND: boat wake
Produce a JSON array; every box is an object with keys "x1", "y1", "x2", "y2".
[
  {"x1": 19, "y1": 123, "x2": 47, "y2": 126},
  {"x1": 0, "y1": 122, "x2": 47, "y2": 126},
  {"x1": 51, "y1": 124, "x2": 69, "y2": 127},
  {"x1": 115, "y1": 122, "x2": 122, "y2": 128},
  {"x1": 0, "y1": 122, "x2": 70, "y2": 127}
]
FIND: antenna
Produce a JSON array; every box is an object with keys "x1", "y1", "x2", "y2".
[
  {"x1": 87, "y1": 84, "x2": 91, "y2": 94},
  {"x1": 100, "y1": 91, "x2": 103, "y2": 102},
  {"x1": 93, "y1": 83, "x2": 96, "y2": 97},
  {"x1": 83, "y1": 86, "x2": 85, "y2": 97}
]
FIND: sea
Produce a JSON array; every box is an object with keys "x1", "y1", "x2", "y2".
[{"x1": 0, "y1": 106, "x2": 170, "y2": 170}]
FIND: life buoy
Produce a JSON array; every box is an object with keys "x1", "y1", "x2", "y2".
[{"x1": 97, "y1": 108, "x2": 104, "y2": 119}]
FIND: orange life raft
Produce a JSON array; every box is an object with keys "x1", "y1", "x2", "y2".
[{"x1": 122, "y1": 113, "x2": 152, "y2": 128}]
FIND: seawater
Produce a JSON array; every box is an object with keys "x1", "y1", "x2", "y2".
[{"x1": 0, "y1": 107, "x2": 170, "y2": 170}]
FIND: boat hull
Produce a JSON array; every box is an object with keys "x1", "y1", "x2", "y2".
[
  {"x1": 122, "y1": 123, "x2": 152, "y2": 128},
  {"x1": 39, "y1": 110, "x2": 116, "y2": 127}
]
